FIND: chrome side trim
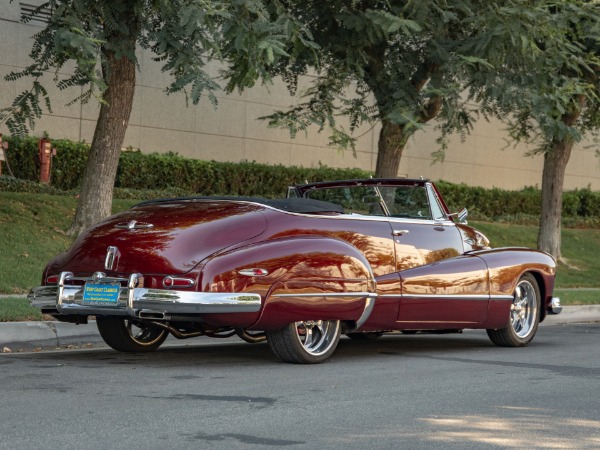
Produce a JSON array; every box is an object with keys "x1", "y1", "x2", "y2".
[
  {"x1": 401, "y1": 294, "x2": 489, "y2": 301},
  {"x1": 271, "y1": 292, "x2": 376, "y2": 298},
  {"x1": 352, "y1": 295, "x2": 377, "y2": 331},
  {"x1": 379, "y1": 294, "x2": 514, "y2": 301},
  {"x1": 164, "y1": 198, "x2": 455, "y2": 226},
  {"x1": 491, "y1": 295, "x2": 515, "y2": 301},
  {"x1": 115, "y1": 220, "x2": 154, "y2": 230},
  {"x1": 28, "y1": 272, "x2": 262, "y2": 317}
]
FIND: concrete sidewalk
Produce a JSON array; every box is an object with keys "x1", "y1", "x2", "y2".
[{"x1": 1, "y1": 305, "x2": 599, "y2": 353}]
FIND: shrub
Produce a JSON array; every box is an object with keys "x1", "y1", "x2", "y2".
[{"x1": 1, "y1": 135, "x2": 599, "y2": 221}]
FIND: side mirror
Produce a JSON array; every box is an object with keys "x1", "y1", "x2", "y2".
[
  {"x1": 449, "y1": 208, "x2": 468, "y2": 223},
  {"x1": 456, "y1": 208, "x2": 468, "y2": 223}
]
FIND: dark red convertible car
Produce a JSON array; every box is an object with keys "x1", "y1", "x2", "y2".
[{"x1": 29, "y1": 178, "x2": 562, "y2": 363}]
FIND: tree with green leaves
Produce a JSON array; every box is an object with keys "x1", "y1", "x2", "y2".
[
  {"x1": 1, "y1": 0, "x2": 311, "y2": 235},
  {"x1": 258, "y1": 1, "x2": 556, "y2": 178},
  {"x1": 495, "y1": 0, "x2": 600, "y2": 259},
  {"x1": 253, "y1": 0, "x2": 599, "y2": 259}
]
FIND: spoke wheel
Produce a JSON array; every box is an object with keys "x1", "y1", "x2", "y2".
[
  {"x1": 487, "y1": 273, "x2": 541, "y2": 347},
  {"x1": 266, "y1": 320, "x2": 341, "y2": 364},
  {"x1": 96, "y1": 317, "x2": 168, "y2": 352}
]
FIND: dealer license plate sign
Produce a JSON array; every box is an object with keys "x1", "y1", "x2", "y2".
[{"x1": 82, "y1": 283, "x2": 120, "y2": 305}]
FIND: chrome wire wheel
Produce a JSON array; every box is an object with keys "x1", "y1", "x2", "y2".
[
  {"x1": 510, "y1": 280, "x2": 538, "y2": 339},
  {"x1": 294, "y1": 320, "x2": 340, "y2": 356},
  {"x1": 266, "y1": 319, "x2": 341, "y2": 364},
  {"x1": 487, "y1": 273, "x2": 541, "y2": 347}
]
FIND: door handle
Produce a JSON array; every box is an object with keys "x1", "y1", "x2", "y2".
[{"x1": 392, "y1": 230, "x2": 410, "y2": 236}]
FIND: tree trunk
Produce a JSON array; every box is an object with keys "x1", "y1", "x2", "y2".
[
  {"x1": 537, "y1": 138, "x2": 574, "y2": 259},
  {"x1": 67, "y1": 50, "x2": 136, "y2": 236},
  {"x1": 375, "y1": 120, "x2": 407, "y2": 178},
  {"x1": 537, "y1": 96, "x2": 584, "y2": 260}
]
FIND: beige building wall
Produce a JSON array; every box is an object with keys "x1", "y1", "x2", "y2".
[{"x1": 1, "y1": 1, "x2": 599, "y2": 191}]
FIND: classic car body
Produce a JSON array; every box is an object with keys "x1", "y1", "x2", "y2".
[{"x1": 29, "y1": 178, "x2": 562, "y2": 363}]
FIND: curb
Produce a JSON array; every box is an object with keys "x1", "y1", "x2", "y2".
[
  {"x1": 1, "y1": 305, "x2": 599, "y2": 352},
  {"x1": 0, "y1": 320, "x2": 103, "y2": 351},
  {"x1": 541, "y1": 305, "x2": 600, "y2": 326}
]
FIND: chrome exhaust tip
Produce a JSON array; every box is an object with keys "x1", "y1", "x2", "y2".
[{"x1": 138, "y1": 310, "x2": 167, "y2": 320}]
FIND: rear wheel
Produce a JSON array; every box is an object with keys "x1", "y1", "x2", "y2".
[
  {"x1": 266, "y1": 320, "x2": 341, "y2": 364},
  {"x1": 487, "y1": 273, "x2": 541, "y2": 347},
  {"x1": 96, "y1": 317, "x2": 168, "y2": 352}
]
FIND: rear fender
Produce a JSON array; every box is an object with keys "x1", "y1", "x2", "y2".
[{"x1": 199, "y1": 236, "x2": 375, "y2": 330}]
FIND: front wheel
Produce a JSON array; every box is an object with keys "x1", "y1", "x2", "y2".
[
  {"x1": 487, "y1": 273, "x2": 541, "y2": 347},
  {"x1": 96, "y1": 317, "x2": 168, "y2": 352},
  {"x1": 266, "y1": 320, "x2": 341, "y2": 364}
]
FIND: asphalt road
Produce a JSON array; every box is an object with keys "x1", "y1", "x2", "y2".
[{"x1": 1, "y1": 324, "x2": 599, "y2": 450}]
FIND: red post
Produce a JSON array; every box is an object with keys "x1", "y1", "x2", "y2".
[{"x1": 38, "y1": 138, "x2": 52, "y2": 184}]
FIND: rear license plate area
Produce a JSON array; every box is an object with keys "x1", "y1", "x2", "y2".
[{"x1": 82, "y1": 283, "x2": 120, "y2": 305}]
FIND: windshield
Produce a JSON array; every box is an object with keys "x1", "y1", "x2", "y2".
[{"x1": 304, "y1": 185, "x2": 433, "y2": 219}]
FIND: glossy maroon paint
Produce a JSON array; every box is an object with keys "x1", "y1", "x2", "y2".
[{"x1": 40, "y1": 179, "x2": 557, "y2": 333}]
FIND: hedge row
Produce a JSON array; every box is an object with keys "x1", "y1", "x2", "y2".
[
  {"x1": 435, "y1": 181, "x2": 600, "y2": 219},
  {"x1": 0, "y1": 136, "x2": 369, "y2": 198},
  {"x1": 2, "y1": 135, "x2": 600, "y2": 219}
]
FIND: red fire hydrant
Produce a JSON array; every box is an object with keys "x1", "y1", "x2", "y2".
[{"x1": 38, "y1": 138, "x2": 53, "y2": 184}]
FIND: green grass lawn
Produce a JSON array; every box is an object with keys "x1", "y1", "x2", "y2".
[
  {"x1": 0, "y1": 192, "x2": 137, "y2": 294},
  {"x1": 0, "y1": 297, "x2": 43, "y2": 321},
  {"x1": 0, "y1": 192, "x2": 598, "y2": 321}
]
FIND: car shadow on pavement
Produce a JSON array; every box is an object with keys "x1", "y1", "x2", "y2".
[{"x1": 2, "y1": 330, "x2": 511, "y2": 367}]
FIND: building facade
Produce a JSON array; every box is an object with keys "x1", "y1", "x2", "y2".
[{"x1": 1, "y1": 1, "x2": 598, "y2": 190}]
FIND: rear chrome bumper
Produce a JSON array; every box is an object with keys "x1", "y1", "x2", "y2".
[
  {"x1": 28, "y1": 271, "x2": 261, "y2": 318},
  {"x1": 548, "y1": 297, "x2": 562, "y2": 315}
]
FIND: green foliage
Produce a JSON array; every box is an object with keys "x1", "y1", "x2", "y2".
[
  {"x1": 435, "y1": 181, "x2": 600, "y2": 222},
  {"x1": 0, "y1": 134, "x2": 370, "y2": 197},
  {"x1": 1, "y1": 0, "x2": 319, "y2": 137},
  {"x1": 0, "y1": 298, "x2": 44, "y2": 322},
  {"x1": 1, "y1": 193, "x2": 599, "y2": 301},
  {"x1": 257, "y1": 0, "x2": 563, "y2": 157},
  {"x1": 482, "y1": 1, "x2": 600, "y2": 152},
  {"x1": 3, "y1": 134, "x2": 600, "y2": 221},
  {"x1": 0, "y1": 136, "x2": 89, "y2": 189},
  {"x1": 0, "y1": 82, "x2": 51, "y2": 137}
]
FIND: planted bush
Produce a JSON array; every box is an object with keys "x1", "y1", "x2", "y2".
[{"x1": 1, "y1": 135, "x2": 599, "y2": 220}]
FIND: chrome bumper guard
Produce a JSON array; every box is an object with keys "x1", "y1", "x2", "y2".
[
  {"x1": 548, "y1": 297, "x2": 562, "y2": 315},
  {"x1": 28, "y1": 271, "x2": 262, "y2": 318}
]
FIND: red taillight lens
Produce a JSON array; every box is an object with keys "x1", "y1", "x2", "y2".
[{"x1": 46, "y1": 274, "x2": 59, "y2": 284}]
